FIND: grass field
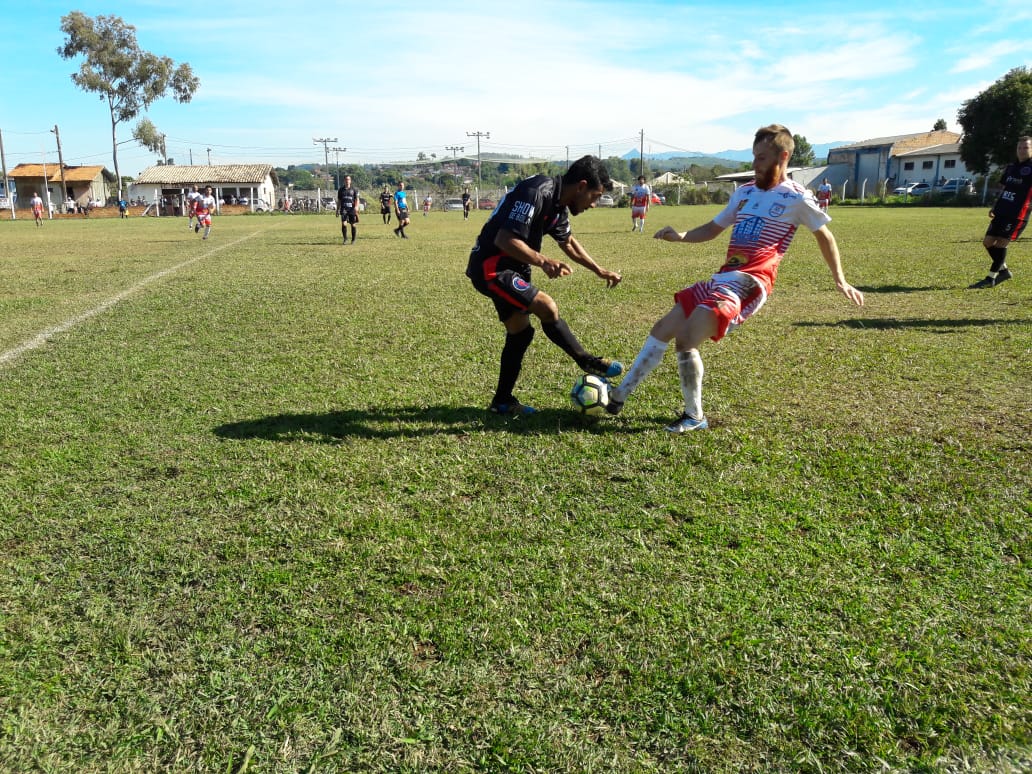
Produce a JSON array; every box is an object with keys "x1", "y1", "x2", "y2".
[{"x1": 0, "y1": 205, "x2": 1028, "y2": 772}]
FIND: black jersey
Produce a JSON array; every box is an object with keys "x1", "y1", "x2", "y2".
[
  {"x1": 992, "y1": 159, "x2": 1032, "y2": 222},
  {"x1": 379, "y1": 190, "x2": 392, "y2": 211},
  {"x1": 466, "y1": 175, "x2": 572, "y2": 278},
  {"x1": 337, "y1": 185, "x2": 359, "y2": 212}
]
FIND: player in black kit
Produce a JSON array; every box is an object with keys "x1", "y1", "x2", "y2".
[
  {"x1": 970, "y1": 136, "x2": 1032, "y2": 288},
  {"x1": 462, "y1": 187, "x2": 472, "y2": 220},
  {"x1": 379, "y1": 185, "x2": 392, "y2": 225},
  {"x1": 337, "y1": 175, "x2": 360, "y2": 244},
  {"x1": 466, "y1": 155, "x2": 624, "y2": 416}
]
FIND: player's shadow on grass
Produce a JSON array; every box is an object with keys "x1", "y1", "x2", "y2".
[
  {"x1": 854, "y1": 284, "x2": 952, "y2": 293},
  {"x1": 796, "y1": 317, "x2": 1023, "y2": 331},
  {"x1": 213, "y1": 405, "x2": 631, "y2": 442}
]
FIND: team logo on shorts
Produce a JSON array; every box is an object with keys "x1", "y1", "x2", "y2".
[
  {"x1": 512, "y1": 276, "x2": 530, "y2": 291},
  {"x1": 769, "y1": 204, "x2": 786, "y2": 217}
]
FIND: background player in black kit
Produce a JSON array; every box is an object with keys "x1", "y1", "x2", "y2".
[
  {"x1": 337, "y1": 175, "x2": 360, "y2": 244},
  {"x1": 379, "y1": 185, "x2": 392, "y2": 225},
  {"x1": 970, "y1": 135, "x2": 1032, "y2": 288},
  {"x1": 466, "y1": 155, "x2": 624, "y2": 416}
]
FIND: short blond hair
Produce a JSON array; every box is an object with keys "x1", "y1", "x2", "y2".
[{"x1": 754, "y1": 124, "x2": 795, "y2": 158}]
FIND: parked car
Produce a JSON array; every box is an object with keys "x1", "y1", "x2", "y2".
[
  {"x1": 650, "y1": 192, "x2": 666, "y2": 205},
  {"x1": 478, "y1": 199, "x2": 496, "y2": 210},
  {"x1": 240, "y1": 197, "x2": 272, "y2": 211},
  {"x1": 892, "y1": 182, "x2": 931, "y2": 196},
  {"x1": 936, "y1": 178, "x2": 974, "y2": 195},
  {"x1": 596, "y1": 194, "x2": 615, "y2": 207},
  {"x1": 444, "y1": 198, "x2": 464, "y2": 211}
]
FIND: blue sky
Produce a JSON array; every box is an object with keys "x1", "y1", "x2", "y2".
[{"x1": 2, "y1": 0, "x2": 1029, "y2": 175}]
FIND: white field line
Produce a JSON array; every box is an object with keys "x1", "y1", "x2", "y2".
[{"x1": 0, "y1": 231, "x2": 263, "y2": 369}]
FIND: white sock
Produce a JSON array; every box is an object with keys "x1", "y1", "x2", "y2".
[
  {"x1": 611, "y1": 336, "x2": 668, "y2": 402},
  {"x1": 677, "y1": 349, "x2": 704, "y2": 419}
]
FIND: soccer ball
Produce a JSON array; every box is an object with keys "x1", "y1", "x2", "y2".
[{"x1": 570, "y1": 374, "x2": 609, "y2": 416}]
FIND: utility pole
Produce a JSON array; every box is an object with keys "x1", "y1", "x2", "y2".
[
  {"x1": 466, "y1": 130, "x2": 490, "y2": 194},
  {"x1": 331, "y1": 146, "x2": 346, "y2": 189},
  {"x1": 51, "y1": 125, "x2": 69, "y2": 209},
  {"x1": 313, "y1": 137, "x2": 337, "y2": 179},
  {"x1": 446, "y1": 145, "x2": 464, "y2": 158},
  {"x1": 206, "y1": 147, "x2": 212, "y2": 165},
  {"x1": 0, "y1": 128, "x2": 13, "y2": 219},
  {"x1": 639, "y1": 128, "x2": 645, "y2": 179}
]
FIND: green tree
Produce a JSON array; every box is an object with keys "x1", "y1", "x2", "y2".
[
  {"x1": 132, "y1": 118, "x2": 168, "y2": 164},
  {"x1": 790, "y1": 134, "x2": 815, "y2": 167},
  {"x1": 58, "y1": 12, "x2": 199, "y2": 197},
  {"x1": 958, "y1": 67, "x2": 1032, "y2": 174},
  {"x1": 602, "y1": 156, "x2": 632, "y2": 184},
  {"x1": 933, "y1": 118, "x2": 948, "y2": 131}
]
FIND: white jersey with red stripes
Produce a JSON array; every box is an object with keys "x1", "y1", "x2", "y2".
[
  {"x1": 712, "y1": 178, "x2": 830, "y2": 294},
  {"x1": 630, "y1": 184, "x2": 651, "y2": 208}
]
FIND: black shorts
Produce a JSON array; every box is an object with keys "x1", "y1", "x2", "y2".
[
  {"x1": 380, "y1": 204, "x2": 391, "y2": 214},
  {"x1": 468, "y1": 256, "x2": 539, "y2": 321},
  {"x1": 397, "y1": 207, "x2": 410, "y2": 221},
  {"x1": 986, "y1": 212, "x2": 1027, "y2": 241},
  {"x1": 342, "y1": 209, "x2": 359, "y2": 224}
]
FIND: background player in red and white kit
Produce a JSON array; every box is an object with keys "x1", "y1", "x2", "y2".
[
  {"x1": 186, "y1": 186, "x2": 202, "y2": 231},
  {"x1": 816, "y1": 178, "x2": 832, "y2": 212},
  {"x1": 607, "y1": 124, "x2": 865, "y2": 433},
  {"x1": 466, "y1": 155, "x2": 624, "y2": 416},
  {"x1": 970, "y1": 135, "x2": 1032, "y2": 288},
  {"x1": 197, "y1": 186, "x2": 216, "y2": 240},
  {"x1": 630, "y1": 175, "x2": 651, "y2": 232}
]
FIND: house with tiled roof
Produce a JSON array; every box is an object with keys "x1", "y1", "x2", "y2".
[
  {"x1": 826, "y1": 130, "x2": 966, "y2": 196},
  {"x1": 7, "y1": 163, "x2": 115, "y2": 210},
  {"x1": 129, "y1": 164, "x2": 279, "y2": 211}
]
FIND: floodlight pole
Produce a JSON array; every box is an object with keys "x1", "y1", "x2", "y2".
[{"x1": 466, "y1": 130, "x2": 490, "y2": 193}]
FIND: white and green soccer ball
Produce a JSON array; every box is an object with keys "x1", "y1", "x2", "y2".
[{"x1": 570, "y1": 374, "x2": 609, "y2": 416}]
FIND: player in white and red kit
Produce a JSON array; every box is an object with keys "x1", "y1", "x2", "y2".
[
  {"x1": 607, "y1": 124, "x2": 865, "y2": 433},
  {"x1": 816, "y1": 178, "x2": 832, "y2": 212},
  {"x1": 186, "y1": 186, "x2": 202, "y2": 231},
  {"x1": 197, "y1": 186, "x2": 216, "y2": 240},
  {"x1": 630, "y1": 175, "x2": 651, "y2": 232}
]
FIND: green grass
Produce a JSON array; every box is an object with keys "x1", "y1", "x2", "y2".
[{"x1": 0, "y1": 206, "x2": 1028, "y2": 772}]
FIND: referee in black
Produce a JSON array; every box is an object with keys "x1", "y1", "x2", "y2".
[
  {"x1": 466, "y1": 155, "x2": 624, "y2": 416},
  {"x1": 971, "y1": 136, "x2": 1032, "y2": 288}
]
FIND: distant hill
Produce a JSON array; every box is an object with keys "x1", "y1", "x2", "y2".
[{"x1": 621, "y1": 141, "x2": 853, "y2": 166}]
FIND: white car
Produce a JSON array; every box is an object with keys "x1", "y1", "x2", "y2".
[
  {"x1": 893, "y1": 182, "x2": 931, "y2": 196},
  {"x1": 596, "y1": 194, "x2": 615, "y2": 207},
  {"x1": 444, "y1": 198, "x2": 464, "y2": 211}
]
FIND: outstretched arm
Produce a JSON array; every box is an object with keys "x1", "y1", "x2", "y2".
[
  {"x1": 814, "y1": 225, "x2": 864, "y2": 306},
  {"x1": 654, "y1": 220, "x2": 726, "y2": 243}
]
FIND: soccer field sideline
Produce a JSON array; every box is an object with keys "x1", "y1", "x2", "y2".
[{"x1": 0, "y1": 228, "x2": 269, "y2": 369}]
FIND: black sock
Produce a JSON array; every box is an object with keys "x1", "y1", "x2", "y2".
[
  {"x1": 987, "y1": 246, "x2": 1008, "y2": 273},
  {"x1": 494, "y1": 326, "x2": 534, "y2": 404},
  {"x1": 541, "y1": 319, "x2": 588, "y2": 362},
  {"x1": 351, "y1": 227, "x2": 356, "y2": 241}
]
